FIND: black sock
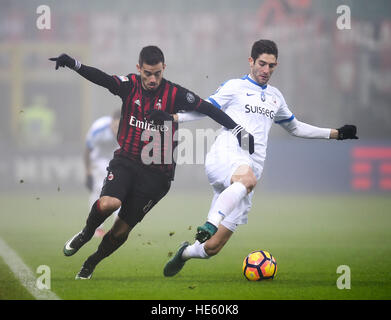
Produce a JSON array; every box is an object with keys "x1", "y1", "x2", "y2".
[
  {"x1": 84, "y1": 230, "x2": 128, "y2": 267},
  {"x1": 81, "y1": 200, "x2": 110, "y2": 241}
]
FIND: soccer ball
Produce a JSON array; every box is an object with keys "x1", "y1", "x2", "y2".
[{"x1": 242, "y1": 250, "x2": 277, "y2": 281}]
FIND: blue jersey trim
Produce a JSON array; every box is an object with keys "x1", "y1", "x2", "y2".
[
  {"x1": 92, "y1": 124, "x2": 110, "y2": 137},
  {"x1": 275, "y1": 114, "x2": 295, "y2": 124},
  {"x1": 87, "y1": 124, "x2": 110, "y2": 147},
  {"x1": 86, "y1": 141, "x2": 93, "y2": 150},
  {"x1": 208, "y1": 97, "x2": 222, "y2": 109},
  {"x1": 243, "y1": 75, "x2": 267, "y2": 90},
  {"x1": 219, "y1": 80, "x2": 229, "y2": 87}
]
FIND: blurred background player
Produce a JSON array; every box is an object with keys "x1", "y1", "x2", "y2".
[
  {"x1": 162, "y1": 39, "x2": 359, "y2": 277},
  {"x1": 85, "y1": 109, "x2": 121, "y2": 237}
]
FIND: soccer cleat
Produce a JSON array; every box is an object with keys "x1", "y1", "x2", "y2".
[
  {"x1": 63, "y1": 231, "x2": 87, "y2": 257},
  {"x1": 195, "y1": 222, "x2": 217, "y2": 243},
  {"x1": 163, "y1": 241, "x2": 190, "y2": 277},
  {"x1": 75, "y1": 263, "x2": 95, "y2": 280}
]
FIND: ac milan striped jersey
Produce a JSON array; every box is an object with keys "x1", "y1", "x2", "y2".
[{"x1": 108, "y1": 73, "x2": 202, "y2": 180}]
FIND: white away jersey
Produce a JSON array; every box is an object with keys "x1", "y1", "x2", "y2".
[
  {"x1": 207, "y1": 75, "x2": 294, "y2": 174},
  {"x1": 86, "y1": 116, "x2": 119, "y2": 164}
]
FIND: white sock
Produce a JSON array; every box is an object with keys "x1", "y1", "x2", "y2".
[
  {"x1": 207, "y1": 182, "x2": 247, "y2": 227},
  {"x1": 182, "y1": 241, "x2": 210, "y2": 260}
]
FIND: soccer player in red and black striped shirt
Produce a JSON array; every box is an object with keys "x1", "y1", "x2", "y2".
[{"x1": 50, "y1": 46, "x2": 251, "y2": 279}]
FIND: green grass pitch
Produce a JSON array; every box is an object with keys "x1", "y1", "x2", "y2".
[{"x1": 0, "y1": 192, "x2": 390, "y2": 300}]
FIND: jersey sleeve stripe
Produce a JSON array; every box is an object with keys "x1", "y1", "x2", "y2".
[
  {"x1": 207, "y1": 97, "x2": 222, "y2": 109},
  {"x1": 274, "y1": 114, "x2": 295, "y2": 124},
  {"x1": 194, "y1": 99, "x2": 202, "y2": 110},
  {"x1": 112, "y1": 75, "x2": 121, "y2": 86}
]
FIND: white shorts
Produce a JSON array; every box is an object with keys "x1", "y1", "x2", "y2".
[{"x1": 205, "y1": 131, "x2": 259, "y2": 232}]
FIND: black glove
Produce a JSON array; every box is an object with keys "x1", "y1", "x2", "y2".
[
  {"x1": 49, "y1": 53, "x2": 79, "y2": 70},
  {"x1": 86, "y1": 174, "x2": 93, "y2": 191},
  {"x1": 231, "y1": 125, "x2": 255, "y2": 154},
  {"x1": 146, "y1": 109, "x2": 174, "y2": 125},
  {"x1": 337, "y1": 125, "x2": 358, "y2": 140}
]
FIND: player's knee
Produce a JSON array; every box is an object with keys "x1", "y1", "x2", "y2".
[
  {"x1": 245, "y1": 175, "x2": 257, "y2": 192},
  {"x1": 232, "y1": 170, "x2": 257, "y2": 193},
  {"x1": 99, "y1": 196, "x2": 121, "y2": 213}
]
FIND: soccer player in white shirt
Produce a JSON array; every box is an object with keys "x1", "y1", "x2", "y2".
[
  {"x1": 85, "y1": 109, "x2": 121, "y2": 237},
  {"x1": 161, "y1": 39, "x2": 358, "y2": 277}
]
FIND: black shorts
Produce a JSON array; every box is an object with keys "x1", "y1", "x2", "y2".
[{"x1": 100, "y1": 156, "x2": 171, "y2": 228}]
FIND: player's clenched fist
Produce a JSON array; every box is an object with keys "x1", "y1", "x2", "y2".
[
  {"x1": 49, "y1": 53, "x2": 80, "y2": 70},
  {"x1": 337, "y1": 125, "x2": 358, "y2": 140}
]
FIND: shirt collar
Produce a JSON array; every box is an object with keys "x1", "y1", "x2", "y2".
[{"x1": 243, "y1": 74, "x2": 267, "y2": 90}]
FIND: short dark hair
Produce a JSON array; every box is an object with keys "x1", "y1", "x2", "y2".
[
  {"x1": 139, "y1": 45, "x2": 165, "y2": 66},
  {"x1": 251, "y1": 40, "x2": 278, "y2": 60}
]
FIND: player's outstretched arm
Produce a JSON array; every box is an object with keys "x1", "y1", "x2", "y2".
[
  {"x1": 147, "y1": 110, "x2": 206, "y2": 124},
  {"x1": 147, "y1": 101, "x2": 237, "y2": 129},
  {"x1": 196, "y1": 101, "x2": 254, "y2": 153},
  {"x1": 146, "y1": 102, "x2": 254, "y2": 154},
  {"x1": 49, "y1": 53, "x2": 118, "y2": 92},
  {"x1": 280, "y1": 118, "x2": 358, "y2": 140}
]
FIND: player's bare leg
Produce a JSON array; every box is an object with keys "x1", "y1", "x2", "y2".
[
  {"x1": 196, "y1": 165, "x2": 256, "y2": 243},
  {"x1": 203, "y1": 225, "x2": 233, "y2": 256},
  {"x1": 164, "y1": 225, "x2": 233, "y2": 277},
  {"x1": 63, "y1": 196, "x2": 120, "y2": 257},
  {"x1": 76, "y1": 215, "x2": 131, "y2": 279}
]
